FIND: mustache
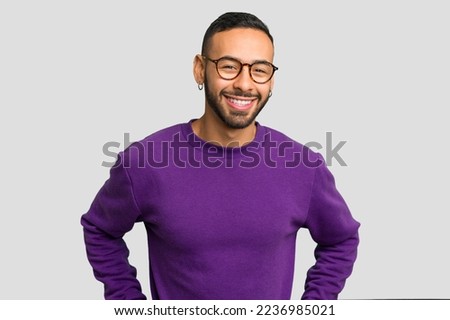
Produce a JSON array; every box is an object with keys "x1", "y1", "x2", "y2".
[
  {"x1": 221, "y1": 89, "x2": 261, "y2": 99},
  {"x1": 203, "y1": 77, "x2": 262, "y2": 99}
]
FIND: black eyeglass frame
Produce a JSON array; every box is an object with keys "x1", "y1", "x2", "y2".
[{"x1": 202, "y1": 55, "x2": 278, "y2": 84}]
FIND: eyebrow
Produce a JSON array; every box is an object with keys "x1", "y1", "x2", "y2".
[{"x1": 220, "y1": 55, "x2": 273, "y2": 65}]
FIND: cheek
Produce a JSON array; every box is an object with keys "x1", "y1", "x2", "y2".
[
  {"x1": 206, "y1": 78, "x2": 230, "y2": 96},
  {"x1": 257, "y1": 85, "x2": 272, "y2": 98}
]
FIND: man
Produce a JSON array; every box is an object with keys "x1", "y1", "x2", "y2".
[{"x1": 81, "y1": 12, "x2": 360, "y2": 300}]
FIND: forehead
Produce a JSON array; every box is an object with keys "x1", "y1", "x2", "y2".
[{"x1": 208, "y1": 28, "x2": 274, "y2": 62}]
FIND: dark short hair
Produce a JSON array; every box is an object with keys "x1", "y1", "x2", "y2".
[{"x1": 201, "y1": 12, "x2": 274, "y2": 55}]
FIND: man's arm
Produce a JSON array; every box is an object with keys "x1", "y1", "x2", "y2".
[
  {"x1": 301, "y1": 232, "x2": 359, "y2": 299},
  {"x1": 81, "y1": 153, "x2": 146, "y2": 299},
  {"x1": 301, "y1": 155, "x2": 360, "y2": 300}
]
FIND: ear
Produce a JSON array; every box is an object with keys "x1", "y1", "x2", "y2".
[
  {"x1": 269, "y1": 77, "x2": 275, "y2": 93},
  {"x1": 193, "y1": 54, "x2": 205, "y2": 85}
]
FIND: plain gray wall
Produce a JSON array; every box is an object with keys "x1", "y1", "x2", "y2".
[{"x1": 1, "y1": 0, "x2": 449, "y2": 299}]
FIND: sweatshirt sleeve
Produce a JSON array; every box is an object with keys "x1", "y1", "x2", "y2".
[
  {"x1": 301, "y1": 155, "x2": 360, "y2": 300},
  {"x1": 81, "y1": 153, "x2": 147, "y2": 300}
]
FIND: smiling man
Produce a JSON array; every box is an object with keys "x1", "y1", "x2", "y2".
[
  {"x1": 81, "y1": 12, "x2": 360, "y2": 300},
  {"x1": 193, "y1": 27, "x2": 275, "y2": 141}
]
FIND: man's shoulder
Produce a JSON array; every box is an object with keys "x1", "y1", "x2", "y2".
[
  {"x1": 260, "y1": 124, "x2": 308, "y2": 148},
  {"x1": 259, "y1": 124, "x2": 324, "y2": 163},
  {"x1": 116, "y1": 122, "x2": 187, "y2": 164},
  {"x1": 261, "y1": 124, "x2": 299, "y2": 144},
  {"x1": 138, "y1": 122, "x2": 186, "y2": 144}
]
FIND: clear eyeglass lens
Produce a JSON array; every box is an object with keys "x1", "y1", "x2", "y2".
[
  {"x1": 216, "y1": 58, "x2": 273, "y2": 82},
  {"x1": 251, "y1": 63, "x2": 273, "y2": 82}
]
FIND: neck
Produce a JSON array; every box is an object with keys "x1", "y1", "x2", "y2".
[{"x1": 191, "y1": 114, "x2": 256, "y2": 148}]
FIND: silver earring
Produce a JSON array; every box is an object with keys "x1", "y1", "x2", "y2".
[
  {"x1": 268, "y1": 90, "x2": 272, "y2": 98},
  {"x1": 198, "y1": 83, "x2": 204, "y2": 90}
]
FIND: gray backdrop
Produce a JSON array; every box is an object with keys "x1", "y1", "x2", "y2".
[{"x1": 1, "y1": 0, "x2": 449, "y2": 299}]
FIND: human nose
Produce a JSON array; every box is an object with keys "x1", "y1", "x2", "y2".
[{"x1": 232, "y1": 64, "x2": 255, "y2": 92}]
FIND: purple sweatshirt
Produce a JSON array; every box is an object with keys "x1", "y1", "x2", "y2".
[{"x1": 81, "y1": 121, "x2": 360, "y2": 300}]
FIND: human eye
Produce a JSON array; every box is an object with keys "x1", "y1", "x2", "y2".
[
  {"x1": 219, "y1": 60, "x2": 239, "y2": 70},
  {"x1": 252, "y1": 63, "x2": 271, "y2": 75}
]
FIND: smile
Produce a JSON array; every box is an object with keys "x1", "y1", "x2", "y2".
[{"x1": 225, "y1": 96, "x2": 256, "y2": 111}]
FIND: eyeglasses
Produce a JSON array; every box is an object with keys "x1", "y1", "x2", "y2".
[{"x1": 203, "y1": 56, "x2": 278, "y2": 84}]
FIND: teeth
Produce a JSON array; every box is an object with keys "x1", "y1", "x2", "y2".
[{"x1": 229, "y1": 98, "x2": 252, "y2": 106}]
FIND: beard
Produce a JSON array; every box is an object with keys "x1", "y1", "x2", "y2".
[{"x1": 204, "y1": 77, "x2": 270, "y2": 129}]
